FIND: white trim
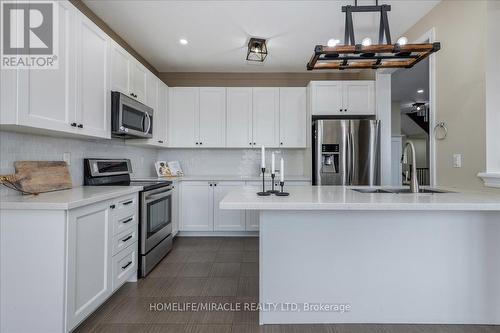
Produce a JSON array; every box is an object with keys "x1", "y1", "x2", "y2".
[
  {"x1": 477, "y1": 173, "x2": 500, "y2": 188},
  {"x1": 177, "y1": 231, "x2": 258, "y2": 237}
]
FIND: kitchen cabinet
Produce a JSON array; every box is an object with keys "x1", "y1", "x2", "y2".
[
  {"x1": 252, "y1": 88, "x2": 280, "y2": 147},
  {"x1": 146, "y1": 72, "x2": 159, "y2": 110},
  {"x1": 279, "y1": 87, "x2": 307, "y2": 148},
  {"x1": 226, "y1": 88, "x2": 253, "y2": 148},
  {"x1": 309, "y1": 81, "x2": 375, "y2": 115},
  {"x1": 199, "y1": 88, "x2": 226, "y2": 147},
  {"x1": 180, "y1": 181, "x2": 214, "y2": 231},
  {"x1": 110, "y1": 41, "x2": 131, "y2": 95},
  {"x1": 213, "y1": 182, "x2": 246, "y2": 231},
  {"x1": 169, "y1": 87, "x2": 199, "y2": 147},
  {"x1": 245, "y1": 211, "x2": 260, "y2": 232},
  {"x1": 75, "y1": 14, "x2": 110, "y2": 139},
  {"x1": 130, "y1": 61, "x2": 147, "y2": 103},
  {"x1": 66, "y1": 201, "x2": 112, "y2": 330}
]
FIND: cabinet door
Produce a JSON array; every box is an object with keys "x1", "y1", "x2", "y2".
[
  {"x1": 130, "y1": 61, "x2": 147, "y2": 103},
  {"x1": 67, "y1": 202, "x2": 112, "y2": 330},
  {"x1": 168, "y1": 87, "x2": 199, "y2": 147},
  {"x1": 146, "y1": 72, "x2": 158, "y2": 110},
  {"x1": 252, "y1": 88, "x2": 280, "y2": 147},
  {"x1": 213, "y1": 182, "x2": 245, "y2": 231},
  {"x1": 226, "y1": 88, "x2": 253, "y2": 148},
  {"x1": 153, "y1": 83, "x2": 167, "y2": 145},
  {"x1": 18, "y1": 1, "x2": 76, "y2": 133},
  {"x1": 279, "y1": 87, "x2": 306, "y2": 148},
  {"x1": 310, "y1": 81, "x2": 343, "y2": 115},
  {"x1": 199, "y1": 87, "x2": 226, "y2": 147},
  {"x1": 75, "y1": 15, "x2": 110, "y2": 139},
  {"x1": 110, "y1": 42, "x2": 130, "y2": 95},
  {"x1": 342, "y1": 81, "x2": 375, "y2": 115},
  {"x1": 180, "y1": 182, "x2": 213, "y2": 231}
]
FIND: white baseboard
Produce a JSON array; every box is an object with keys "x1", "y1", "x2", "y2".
[
  {"x1": 478, "y1": 172, "x2": 500, "y2": 188},
  {"x1": 177, "y1": 231, "x2": 258, "y2": 237}
]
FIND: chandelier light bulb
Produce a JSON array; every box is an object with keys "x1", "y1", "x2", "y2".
[
  {"x1": 397, "y1": 36, "x2": 408, "y2": 46},
  {"x1": 327, "y1": 39, "x2": 340, "y2": 47},
  {"x1": 361, "y1": 37, "x2": 372, "y2": 46}
]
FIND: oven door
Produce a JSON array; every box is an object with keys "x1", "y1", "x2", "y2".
[{"x1": 140, "y1": 186, "x2": 173, "y2": 254}]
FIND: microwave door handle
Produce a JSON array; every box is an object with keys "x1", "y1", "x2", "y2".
[{"x1": 144, "y1": 113, "x2": 151, "y2": 134}]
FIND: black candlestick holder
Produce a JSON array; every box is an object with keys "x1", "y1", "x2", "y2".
[
  {"x1": 257, "y1": 168, "x2": 271, "y2": 196},
  {"x1": 266, "y1": 173, "x2": 279, "y2": 194},
  {"x1": 275, "y1": 181, "x2": 289, "y2": 196}
]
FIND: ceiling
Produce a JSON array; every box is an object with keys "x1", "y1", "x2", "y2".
[{"x1": 83, "y1": 0, "x2": 440, "y2": 72}]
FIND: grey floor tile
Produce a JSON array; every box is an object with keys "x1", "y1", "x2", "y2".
[
  {"x1": 231, "y1": 324, "x2": 263, "y2": 333},
  {"x1": 164, "y1": 250, "x2": 192, "y2": 263},
  {"x1": 167, "y1": 277, "x2": 208, "y2": 297},
  {"x1": 240, "y1": 263, "x2": 258, "y2": 277},
  {"x1": 188, "y1": 251, "x2": 218, "y2": 263},
  {"x1": 237, "y1": 277, "x2": 259, "y2": 298},
  {"x1": 202, "y1": 277, "x2": 239, "y2": 296},
  {"x1": 219, "y1": 240, "x2": 245, "y2": 251},
  {"x1": 211, "y1": 263, "x2": 241, "y2": 277},
  {"x1": 184, "y1": 324, "x2": 232, "y2": 333},
  {"x1": 241, "y1": 251, "x2": 259, "y2": 263},
  {"x1": 243, "y1": 238, "x2": 259, "y2": 251},
  {"x1": 216, "y1": 251, "x2": 244, "y2": 263},
  {"x1": 148, "y1": 262, "x2": 185, "y2": 278},
  {"x1": 92, "y1": 323, "x2": 188, "y2": 333},
  {"x1": 179, "y1": 263, "x2": 213, "y2": 277}
]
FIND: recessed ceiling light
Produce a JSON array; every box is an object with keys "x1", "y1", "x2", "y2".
[
  {"x1": 417, "y1": 89, "x2": 424, "y2": 94},
  {"x1": 179, "y1": 39, "x2": 188, "y2": 45}
]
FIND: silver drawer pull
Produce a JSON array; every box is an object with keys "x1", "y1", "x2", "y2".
[
  {"x1": 121, "y1": 261, "x2": 132, "y2": 270},
  {"x1": 121, "y1": 235, "x2": 133, "y2": 242},
  {"x1": 122, "y1": 217, "x2": 133, "y2": 224}
]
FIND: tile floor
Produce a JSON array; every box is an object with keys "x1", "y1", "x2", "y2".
[{"x1": 74, "y1": 237, "x2": 500, "y2": 333}]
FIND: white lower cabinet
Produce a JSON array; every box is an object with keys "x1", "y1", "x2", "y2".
[
  {"x1": 214, "y1": 182, "x2": 246, "y2": 231},
  {"x1": 180, "y1": 181, "x2": 214, "y2": 231},
  {"x1": 245, "y1": 211, "x2": 260, "y2": 232},
  {"x1": 0, "y1": 192, "x2": 139, "y2": 333}
]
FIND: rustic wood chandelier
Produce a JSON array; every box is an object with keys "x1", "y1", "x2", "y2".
[{"x1": 307, "y1": 0, "x2": 440, "y2": 70}]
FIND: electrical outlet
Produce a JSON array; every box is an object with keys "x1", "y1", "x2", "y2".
[
  {"x1": 63, "y1": 152, "x2": 71, "y2": 166},
  {"x1": 453, "y1": 154, "x2": 462, "y2": 168}
]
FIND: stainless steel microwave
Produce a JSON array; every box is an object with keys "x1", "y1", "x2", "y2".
[{"x1": 111, "y1": 91, "x2": 153, "y2": 138}]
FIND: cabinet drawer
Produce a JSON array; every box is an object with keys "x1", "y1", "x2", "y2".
[
  {"x1": 113, "y1": 212, "x2": 138, "y2": 236},
  {"x1": 112, "y1": 242, "x2": 137, "y2": 291},
  {"x1": 111, "y1": 195, "x2": 137, "y2": 219},
  {"x1": 112, "y1": 225, "x2": 138, "y2": 256}
]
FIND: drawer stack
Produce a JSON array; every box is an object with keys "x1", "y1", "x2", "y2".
[{"x1": 110, "y1": 194, "x2": 139, "y2": 291}]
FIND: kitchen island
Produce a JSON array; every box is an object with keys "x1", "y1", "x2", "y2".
[{"x1": 220, "y1": 186, "x2": 500, "y2": 325}]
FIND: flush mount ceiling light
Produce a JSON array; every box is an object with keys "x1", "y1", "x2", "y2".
[
  {"x1": 307, "y1": 0, "x2": 441, "y2": 70},
  {"x1": 246, "y1": 38, "x2": 268, "y2": 62},
  {"x1": 179, "y1": 38, "x2": 188, "y2": 45}
]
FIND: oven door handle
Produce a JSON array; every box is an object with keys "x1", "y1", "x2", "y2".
[{"x1": 144, "y1": 189, "x2": 172, "y2": 203}]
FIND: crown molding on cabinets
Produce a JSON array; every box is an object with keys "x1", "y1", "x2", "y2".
[
  {"x1": 159, "y1": 72, "x2": 375, "y2": 87},
  {"x1": 69, "y1": 0, "x2": 159, "y2": 76}
]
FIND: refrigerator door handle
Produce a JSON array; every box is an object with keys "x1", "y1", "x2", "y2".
[
  {"x1": 346, "y1": 128, "x2": 352, "y2": 185},
  {"x1": 350, "y1": 130, "x2": 355, "y2": 185}
]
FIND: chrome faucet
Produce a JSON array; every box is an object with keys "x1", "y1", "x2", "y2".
[{"x1": 401, "y1": 140, "x2": 419, "y2": 193}]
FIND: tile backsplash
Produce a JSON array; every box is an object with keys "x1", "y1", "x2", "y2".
[
  {"x1": 0, "y1": 131, "x2": 157, "y2": 195},
  {"x1": 0, "y1": 130, "x2": 308, "y2": 196}
]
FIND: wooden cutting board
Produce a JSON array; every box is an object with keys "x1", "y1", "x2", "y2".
[{"x1": 12, "y1": 161, "x2": 72, "y2": 194}]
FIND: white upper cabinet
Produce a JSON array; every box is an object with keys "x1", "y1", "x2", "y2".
[
  {"x1": 145, "y1": 72, "x2": 159, "y2": 110},
  {"x1": 226, "y1": 88, "x2": 253, "y2": 148},
  {"x1": 342, "y1": 81, "x2": 375, "y2": 115},
  {"x1": 252, "y1": 88, "x2": 280, "y2": 147},
  {"x1": 199, "y1": 87, "x2": 226, "y2": 147},
  {"x1": 279, "y1": 87, "x2": 306, "y2": 148},
  {"x1": 154, "y1": 83, "x2": 168, "y2": 145},
  {"x1": 309, "y1": 81, "x2": 375, "y2": 115},
  {"x1": 16, "y1": 0, "x2": 77, "y2": 134},
  {"x1": 130, "y1": 61, "x2": 147, "y2": 103},
  {"x1": 110, "y1": 42, "x2": 130, "y2": 95},
  {"x1": 213, "y1": 182, "x2": 245, "y2": 231},
  {"x1": 75, "y1": 14, "x2": 110, "y2": 139},
  {"x1": 169, "y1": 87, "x2": 199, "y2": 147}
]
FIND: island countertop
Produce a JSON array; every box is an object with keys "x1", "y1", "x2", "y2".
[{"x1": 220, "y1": 185, "x2": 500, "y2": 211}]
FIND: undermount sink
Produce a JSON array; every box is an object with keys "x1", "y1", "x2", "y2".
[{"x1": 352, "y1": 188, "x2": 453, "y2": 194}]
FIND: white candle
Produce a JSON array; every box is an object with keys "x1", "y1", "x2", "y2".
[
  {"x1": 271, "y1": 153, "x2": 275, "y2": 174},
  {"x1": 280, "y1": 158, "x2": 284, "y2": 182},
  {"x1": 261, "y1": 146, "x2": 265, "y2": 169}
]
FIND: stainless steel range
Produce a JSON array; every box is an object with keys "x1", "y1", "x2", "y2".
[{"x1": 84, "y1": 158, "x2": 173, "y2": 277}]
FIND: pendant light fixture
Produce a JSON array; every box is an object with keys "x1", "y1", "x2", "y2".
[
  {"x1": 247, "y1": 38, "x2": 268, "y2": 62},
  {"x1": 307, "y1": 0, "x2": 440, "y2": 70}
]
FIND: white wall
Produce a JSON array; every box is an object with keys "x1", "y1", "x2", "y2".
[
  {"x1": 391, "y1": 102, "x2": 401, "y2": 136},
  {"x1": 156, "y1": 148, "x2": 306, "y2": 177},
  {"x1": 0, "y1": 131, "x2": 157, "y2": 195}
]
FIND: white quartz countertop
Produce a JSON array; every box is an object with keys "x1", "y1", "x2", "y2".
[
  {"x1": 220, "y1": 186, "x2": 500, "y2": 211},
  {"x1": 0, "y1": 186, "x2": 143, "y2": 210},
  {"x1": 133, "y1": 175, "x2": 311, "y2": 182}
]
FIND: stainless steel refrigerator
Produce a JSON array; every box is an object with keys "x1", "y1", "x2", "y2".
[{"x1": 312, "y1": 119, "x2": 380, "y2": 186}]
